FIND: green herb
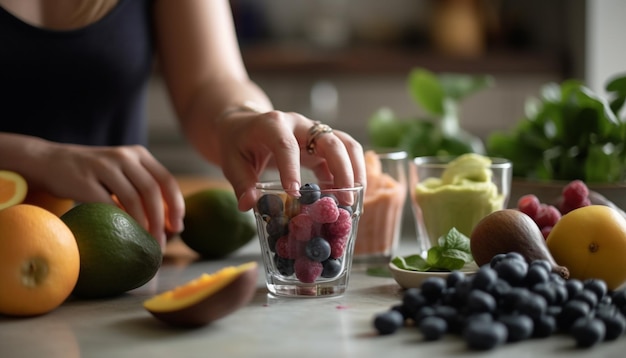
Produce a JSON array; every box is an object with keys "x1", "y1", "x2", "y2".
[
  {"x1": 391, "y1": 228, "x2": 474, "y2": 272},
  {"x1": 368, "y1": 68, "x2": 493, "y2": 158},
  {"x1": 486, "y1": 73, "x2": 626, "y2": 183}
]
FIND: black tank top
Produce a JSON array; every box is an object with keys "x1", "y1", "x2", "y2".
[{"x1": 0, "y1": 0, "x2": 154, "y2": 145}]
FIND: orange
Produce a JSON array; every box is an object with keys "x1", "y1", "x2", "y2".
[
  {"x1": 23, "y1": 188, "x2": 74, "y2": 217},
  {"x1": 0, "y1": 204, "x2": 80, "y2": 316},
  {"x1": 546, "y1": 205, "x2": 626, "y2": 290},
  {"x1": 0, "y1": 170, "x2": 28, "y2": 210}
]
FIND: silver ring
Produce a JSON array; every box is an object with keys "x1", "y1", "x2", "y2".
[{"x1": 306, "y1": 121, "x2": 333, "y2": 155}]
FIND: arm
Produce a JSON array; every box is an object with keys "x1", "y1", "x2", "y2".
[
  {"x1": 153, "y1": 0, "x2": 366, "y2": 210},
  {"x1": 0, "y1": 132, "x2": 184, "y2": 247}
]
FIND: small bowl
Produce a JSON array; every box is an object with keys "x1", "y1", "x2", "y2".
[
  {"x1": 253, "y1": 181, "x2": 364, "y2": 297},
  {"x1": 388, "y1": 260, "x2": 478, "y2": 289}
]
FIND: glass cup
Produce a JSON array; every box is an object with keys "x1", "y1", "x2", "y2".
[
  {"x1": 353, "y1": 150, "x2": 407, "y2": 267},
  {"x1": 253, "y1": 181, "x2": 364, "y2": 297},
  {"x1": 409, "y1": 155, "x2": 512, "y2": 254}
]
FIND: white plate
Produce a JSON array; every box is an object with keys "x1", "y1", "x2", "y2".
[{"x1": 388, "y1": 260, "x2": 479, "y2": 289}]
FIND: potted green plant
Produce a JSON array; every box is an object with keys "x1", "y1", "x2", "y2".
[
  {"x1": 367, "y1": 67, "x2": 493, "y2": 158},
  {"x1": 486, "y1": 73, "x2": 626, "y2": 208}
]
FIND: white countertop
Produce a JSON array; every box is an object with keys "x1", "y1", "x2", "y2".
[{"x1": 2, "y1": 236, "x2": 626, "y2": 358}]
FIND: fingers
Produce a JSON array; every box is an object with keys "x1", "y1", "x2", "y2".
[
  {"x1": 93, "y1": 146, "x2": 184, "y2": 248},
  {"x1": 219, "y1": 111, "x2": 365, "y2": 212}
]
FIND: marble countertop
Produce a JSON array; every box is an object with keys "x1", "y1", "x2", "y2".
[{"x1": 3, "y1": 235, "x2": 626, "y2": 358}]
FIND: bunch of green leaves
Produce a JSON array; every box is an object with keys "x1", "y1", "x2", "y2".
[
  {"x1": 391, "y1": 228, "x2": 474, "y2": 272},
  {"x1": 368, "y1": 67, "x2": 493, "y2": 158},
  {"x1": 486, "y1": 73, "x2": 626, "y2": 183}
]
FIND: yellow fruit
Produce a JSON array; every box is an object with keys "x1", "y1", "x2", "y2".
[
  {"x1": 0, "y1": 170, "x2": 28, "y2": 210},
  {"x1": 22, "y1": 188, "x2": 74, "y2": 217},
  {"x1": 180, "y1": 188, "x2": 256, "y2": 259},
  {"x1": 60, "y1": 203, "x2": 162, "y2": 298},
  {"x1": 0, "y1": 204, "x2": 80, "y2": 316},
  {"x1": 144, "y1": 261, "x2": 258, "y2": 327},
  {"x1": 546, "y1": 205, "x2": 626, "y2": 290}
]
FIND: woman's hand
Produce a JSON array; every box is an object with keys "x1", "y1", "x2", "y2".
[
  {"x1": 214, "y1": 110, "x2": 367, "y2": 211},
  {"x1": 23, "y1": 141, "x2": 185, "y2": 248}
]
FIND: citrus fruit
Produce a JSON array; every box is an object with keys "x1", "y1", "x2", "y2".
[
  {"x1": 0, "y1": 204, "x2": 80, "y2": 316},
  {"x1": 546, "y1": 205, "x2": 626, "y2": 290},
  {"x1": 0, "y1": 170, "x2": 28, "y2": 210},
  {"x1": 60, "y1": 202, "x2": 162, "y2": 298},
  {"x1": 144, "y1": 261, "x2": 258, "y2": 327},
  {"x1": 22, "y1": 188, "x2": 74, "y2": 216},
  {"x1": 180, "y1": 188, "x2": 256, "y2": 259}
]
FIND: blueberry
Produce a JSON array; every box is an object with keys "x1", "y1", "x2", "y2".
[
  {"x1": 570, "y1": 317, "x2": 606, "y2": 348},
  {"x1": 257, "y1": 194, "x2": 284, "y2": 217},
  {"x1": 525, "y1": 264, "x2": 550, "y2": 287},
  {"x1": 421, "y1": 277, "x2": 447, "y2": 303},
  {"x1": 472, "y1": 266, "x2": 498, "y2": 292},
  {"x1": 463, "y1": 320, "x2": 507, "y2": 351},
  {"x1": 338, "y1": 205, "x2": 353, "y2": 216},
  {"x1": 571, "y1": 289, "x2": 599, "y2": 309},
  {"x1": 373, "y1": 310, "x2": 404, "y2": 335},
  {"x1": 489, "y1": 253, "x2": 507, "y2": 268},
  {"x1": 305, "y1": 237, "x2": 331, "y2": 262},
  {"x1": 565, "y1": 279, "x2": 584, "y2": 298},
  {"x1": 419, "y1": 316, "x2": 448, "y2": 341},
  {"x1": 274, "y1": 254, "x2": 295, "y2": 276},
  {"x1": 529, "y1": 259, "x2": 552, "y2": 273},
  {"x1": 467, "y1": 290, "x2": 497, "y2": 314},
  {"x1": 402, "y1": 288, "x2": 427, "y2": 317},
  {"x1": 498, "y1": 314, "x2": 534, "y2": 342},
  {"x1": 595, "y1": 309, "x2": 626, "y2": 341},
  {"x1": 583, "y1": 278, "x2": 608, "y2": 301},
  {"x1": 446, "y1": 270, "x2": 465, "y2": 288},
  {"x1": 413, "y1": 305, "x2": 436, "y2": 324},
  {"x1": 493, "y1": 258, "x2": 528, "y2": 286},
  {"x1": 321, "y1": 258, "x2": 342, "y2": 278},
  {"x1": 266, "y1": 216, "x2": 288, "y2": 238},
  {"x1": 532, "y1": 314, "x2": 557, "y2": 338},
  {"x1": 516, "y1": 291, "x2": 547, "y2": 319},
  {"x1": 531, "y1": 282, "x2": 557, "y2": 306},
  {"x1": 299, "y1": 183, "x2": 321, "y2": 205},
  {"x1": 557, "y1": 300, "x2": 591, "y2": 331}
]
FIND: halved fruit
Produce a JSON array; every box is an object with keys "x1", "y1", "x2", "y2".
[
  {"x1": 0, "y1": 170, "x2": 28, "y2": 210},
  {"x1": 143, "y1": 261, "x2": 259, "y2": 327}
]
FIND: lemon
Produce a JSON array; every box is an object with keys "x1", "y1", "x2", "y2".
[
  {"x1": 60, "y1": 203, "x2": 162, "y2": 298},
  {"x1": 546, "y1": 205, "x2": 626, "y2": 290},
  {"x1": 180, "y1": 188, "x2": 256, "y2": 259}
]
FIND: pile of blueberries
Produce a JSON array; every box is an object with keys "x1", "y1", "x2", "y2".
[{"x1": 373, "y1": 252, "x2": 626, "y2": 350}]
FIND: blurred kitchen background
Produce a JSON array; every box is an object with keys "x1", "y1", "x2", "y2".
[{"x1": 147, "y1": 0, "x2": 624, "y2": 176}]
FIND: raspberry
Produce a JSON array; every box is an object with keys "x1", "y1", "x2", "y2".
[
  {"x1": 288, "y1": 213, "x2": 314, "y2": 241},
  {"x1": 323, "y1": 208, "x2": 352, "y2": 240},
  {"x1": 562, "y1": 180, "x2": 589, "y2": 206},
  {"x1": 275, "y1": 235, "x2": 296, "y2": 259},
  {"x1": 517, "y1": 194, "x2": 541, "y2": 218},
  {"x1": 294, "y1": 257, "x2": 323, "y2": 283},
  {"x1": 560, "y1": 197, "x2": 591, "y2": 215},
  {"x1": 306, "y1": 196, "x2": 340, "y2": 223},
  {"x1": 534, "y1": 204, "x2": 561, "y2": 229},
  {"x1": 540, "y1": 226, "x2": 552, "y2": 240},
  {"x1": 328, "y1": 235, "x2": 348, "y2": 259}
]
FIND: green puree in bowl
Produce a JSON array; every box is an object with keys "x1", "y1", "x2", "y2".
[{"x1": 416, "y1": 154, "x2": 505, "y2": 247}]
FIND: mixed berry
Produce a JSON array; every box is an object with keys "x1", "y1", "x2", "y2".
[
  {"x1": 256, "y1": 183, "x2": 354, "y2": 284},
  {"x1": 373, "y1": 252, "x2": 626, "y2": 350},
  {"x1": 517, "y1": 180, "x2": 592, "y2": 239}
]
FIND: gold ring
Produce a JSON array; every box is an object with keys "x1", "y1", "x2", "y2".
[{"x1": 306, "y1": 121, "x2": 333, "y2": 155}]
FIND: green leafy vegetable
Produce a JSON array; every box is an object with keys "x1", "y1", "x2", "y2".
[
  {"x1": 391, "y1": 228, "x2": 474, "y2": 272},
  {"x1": 486, "y1": 73, "x2": 626, "y2": 183},
  {"x1": 368, "y1": 67, "x2": 492, "y2": 158}
]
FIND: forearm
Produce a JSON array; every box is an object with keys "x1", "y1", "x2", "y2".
[
  {"x1": 178, "y1": 77, "x2": 273, "y2": 166},
  {"x1": 0, "y1": 133, "x2": 51, "y2": 185}
]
